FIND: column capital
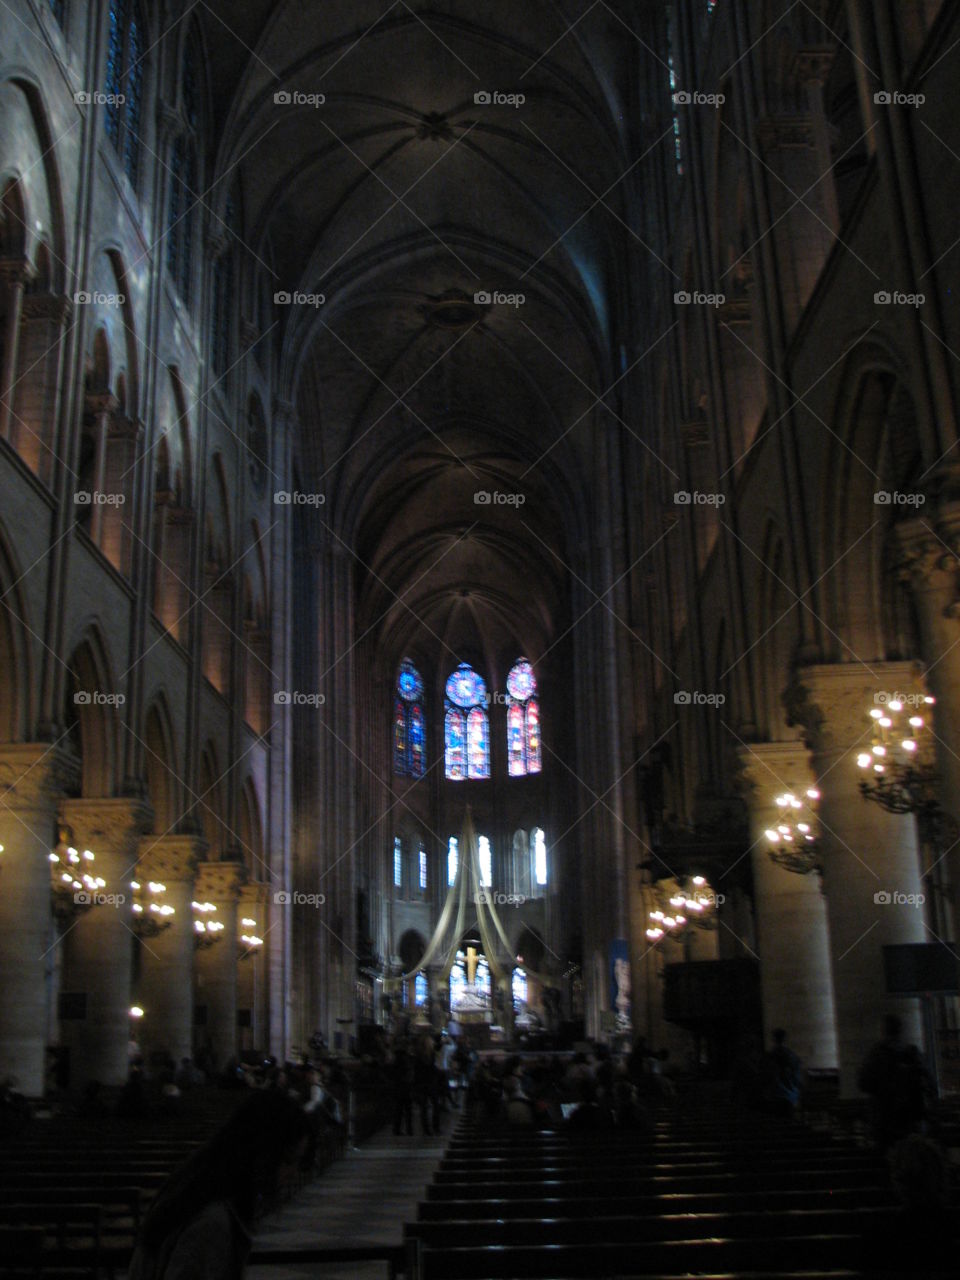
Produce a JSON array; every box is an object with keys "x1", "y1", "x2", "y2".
[
  {"x1": 792, "y1": 47, "x2": 835, "y2": 87},
  {"x1": 0, "y1": 256, "x2": 32, "y2": 287},
  {"x1": 785, "y1": 662, "x2": 925, "y2": 755},
  {"x1": 755, "y1": 115, "x2": 817, "y2": 152},
  {"x1": 137, "y1": 833, "x2": 208, "y2": 881},
  {"x1": 195, "y1": 858, "x2": 247, "y2": 901},
  {"x1": 736, "y1": 740, "x2": 814, "y2": 798},
  {"x1": 0, "y1": 743, "x2": 80, "y2": 808},
  {"x1": 892, "y1": 516, "x2": 957, "y2": 596},
  {"x1": 20, "y1": 293, "x2": 72, "y2": 325},
  {"x1": 59, "y1": 797, "x2": 154, "y2": 852},
  {"x1": 239, "y1": 879, "x2": 271, "y2": 907}
]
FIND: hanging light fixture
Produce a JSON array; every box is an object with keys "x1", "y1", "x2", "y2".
[
  {"x1": 131, "y1": 879, "x2": 175, "y2": 936},
  {"x1": 646, "y1": 874, "x2": 718, "y2": 942},
  {"x1": 50, "y1": 826, "x2": 106, "y2": 919},
  {"x1": 193, "y1": 900, "x2": 224, "y2": 947},
  {"x1": 765, "y1": 788, "x2": 822, "y2": 875},
  {"x1": 239, "y1": 915, "x2": 263, "y2": 953},
  {"x1": 856, "y1": 697, "x2": 938, "y2": 812}
]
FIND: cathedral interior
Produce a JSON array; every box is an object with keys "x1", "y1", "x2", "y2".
[{"x1": 1, "y1": 1, "x2": 959, "y2": 1276}]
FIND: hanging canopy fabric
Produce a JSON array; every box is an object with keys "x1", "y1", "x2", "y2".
[{"x1": 400, "y1": 807, "x2": 557, "y2": 990}]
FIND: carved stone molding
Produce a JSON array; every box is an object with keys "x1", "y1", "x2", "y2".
[
  {"x1": 137, "y1": 833, "x2": 208, "y2": 882},
  {"x1": 893, "y1": 517, "x2": 958, "y2": 601},
  {"x1": 0, "y1": 743, "x2": 80, "y2": 811},
  {"x1": 20, "y1": 293, "x2": 71, "y2": 325},
  {"x1": 755, "y1": 115, "x2": 817, "y2": 152},
  {"x1": 0, "y1": 256, "x2": 32, "y2": 287},
  {"x1": 736, "y1": 740, "x2": 814, "y2": 800},
  {"x1": 680, "y1": 419, "x2": 710, "y2": 448},
  {"x1": 195, "y1": 858, "x2": 247, "y2": 902},
  {"x1": 785, "y1": 662, "x2": 925, "y2": 756},
  {"x1": 59, "y1": 797, "x2": 154, "y2": 853},
  {"x1": 793, "y1": 47, "x2": 836, "y2": 87}
]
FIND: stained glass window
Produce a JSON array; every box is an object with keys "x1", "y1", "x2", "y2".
[
  {"x1": 393, "y1": 835, "x2": 402, "y2": 889},
  {"x1": 105, "y1": 2, "x2": 144, "y2": 186},
  {"x1": 478, "y1": 835, "x2": 492, "y2": 889},
  {"x1": 506, "y1": 659, "x2": 541, "y2": 777},
  {"x1": 533, "y1": 827, "x2": 547, "y2": 887},
  {"x1": 447, "y1": 836, "x2": 458, "y2": 886},
  {"x1": 667, "y1": 6, "x2": 683, "y2": 175},
  {"x1": 48, "y1": 0, "x2": 65, "y2": 26},
  {"x1": 414, "y1": 972, "x2": 428, "y2": 1005},
  {"x1": 394, "y1": 659, "x2": 426, "y2": 776},
  {"x1": 419, "y1": 845, "x2": 427, "y2": 891},
  {"x1": 445, "y1": 664, "x2": 488, "y2": 779},
  {"x1": 512, "y1": 966, "x2": 528, "y2": 1007},
  {"x1": 476, "y1": 957, "x2": 490, "y2": 999},
  {"x1": 449, "y1": 953, "x2": 466, "y2": 1006}
]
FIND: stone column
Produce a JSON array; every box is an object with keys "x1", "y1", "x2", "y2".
[
  {"x1": 737, "y1": 742, "x2": 839, "y2": 1068},
  {"x1": 194, "y1": 860, "x2": 245, "y2": 1070},
  {"x1": 58, "y1": 798, "x2": 153, "y2": 1088},
  {"x1": 0, "y1": 745, "x2": 79, "y2": 1096},
  {"x1": 0, "y1": 258, "x2": 28, "y2": 440},
  {"x1": 100, "y1": 413, "x2": 141, "y2": 577},
  {"x1": 237, "y1": 881, "x2": 268, "y2": 1054},
  {"x1": 135, "y1": 834, "x2": 205, "y2": 1066},
  {"x1": 789, "y1": 664, "x2": 926, "y2": 1093},
  {"x1": 895, "y1": 515, "x2": 960, "y2": 923}
]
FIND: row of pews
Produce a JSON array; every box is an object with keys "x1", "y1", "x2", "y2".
[{"x1": 403, "y1": 1107, "x2": 953, "y2": 1278}]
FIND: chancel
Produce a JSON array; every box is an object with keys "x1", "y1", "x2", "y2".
[{"x1": 0, "y1": 2, "x2": 958, "y2": 1278}]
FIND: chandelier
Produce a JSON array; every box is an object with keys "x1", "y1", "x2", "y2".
[
  {"x1": 131, "y1": 879, "x2": 175, "y2": 936},
  {"x1": 856, "y1": 696, "x2": 937, "y2": 812},
  {"x1": 193, "y1": 899, "x2": 224, "y2": 947},
  {"x1": 765, "y1": 788, "x2": 821, "y2": 875},
  {"x1": 49, "y1": 829, "x2": 106, "y2": 919},
  {"x1": 239, "y1": 915, "x2": 263, "y2": 957},
  {"x1": 646, "y1": 874, "x2": 718, "y2": 943}
]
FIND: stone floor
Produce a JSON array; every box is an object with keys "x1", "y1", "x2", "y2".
[{"x1": 248, "y1": 1125, "x2": 448, "y2": 1280}]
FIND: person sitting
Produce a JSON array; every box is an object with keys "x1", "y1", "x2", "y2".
[{"x1": 128, "y1": 1090, "x2": 307, "y2": 1280}]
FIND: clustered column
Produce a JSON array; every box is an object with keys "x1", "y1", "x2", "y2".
[{"x1": 194, "y1": 860, "x2": 246, "y2": 1070}]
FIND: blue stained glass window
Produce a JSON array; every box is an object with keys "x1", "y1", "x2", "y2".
[
  {"x1": 533, "y1": 828, "x2": 547, "y2": 887},
  {"x1": 104, "y1": 2, "x2": 144, "y2": 188},
  {"x1": 446, "y1": 663, "x2": 487, "y2": 708},
  {"x1": 512, "y1": 966, "x2": 528, "y2": 1007},
  {"x1": 393, "y1": 660, "x2": 426, "y2": 777},
  {"x1": 419, "y1": 845, "x2": 427, "y2": 891},
  {"x1": 506, "y1": 659, "x2": 541, "y2": 777},
  {"x1": 445, "y1": 664, "x2": 488, "y2": 779},
  {"x1": 415, "y1": 972, "x2": 428, "y2": 1005},
  {"x1": 449, "y1": 954, "x2": 466, "y2": 1007},
  {"x1": 447, "y1": 836, "x2": 458, "y2": 886},
  {"x1": 393, "y1": 836, "x2": 402, "y2": 889},
  {"x1": 475, "y1": 958, "x2": 490, "y2": 998}
]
